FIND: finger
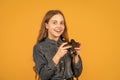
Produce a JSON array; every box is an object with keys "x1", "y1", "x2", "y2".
[
  {"x1": 64, "y1": 50, "x2": 68, "y2": 54},
  {"x1": 60, "y1": 42, "x2": 68, "y2": 47},
  {"x1": 59, "y1": 50, "x2": 68, "y2": 57},
  {"x1": 74, "y1": 47, "x2": 80, "y2": 50},
  {"x1": 63, "y1": 46, "x2": 71, "y2": 50}
]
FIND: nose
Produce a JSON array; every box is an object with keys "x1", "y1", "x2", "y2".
[{"x1": 57, "y1": 23, "x2": 62, "y2": 28}]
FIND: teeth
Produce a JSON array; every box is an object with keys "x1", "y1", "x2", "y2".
[
  {"x1": 56, "y1": 30, "x2": 60, "y2": 31},
  {"x1": 55, "y1": 29, "x2": 61, "y2": 32}
]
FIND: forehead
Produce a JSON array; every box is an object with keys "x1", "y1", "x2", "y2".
[{"x1": 50, "y1": 14, "x2": 64, "y2": 21}]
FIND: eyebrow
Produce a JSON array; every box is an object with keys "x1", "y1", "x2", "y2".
[{"x1": 50, "y1": 20, "x2": 64, "y2": 22}]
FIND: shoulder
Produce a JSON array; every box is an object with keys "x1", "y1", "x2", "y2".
[
  {"x1": 33, "y1": 41, "x2": 45, "y2": 51},
  {"x1": 33, "y1": 43, "x2": 45, "y2": 58},
  {"x1": 33, "y1": 39, "x2": 49, "y2": 53}
]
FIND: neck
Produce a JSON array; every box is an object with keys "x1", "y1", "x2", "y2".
[{"x1": 48, "y1": 36, "x2": 59, "y2": 42}]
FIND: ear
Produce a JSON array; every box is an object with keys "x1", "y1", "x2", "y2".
[{"x1": 45, "y1": 23, "x2": 49, "y2": 29}]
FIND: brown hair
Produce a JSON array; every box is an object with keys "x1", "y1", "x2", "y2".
[{"x1": 36, "y1": 10, "x2": 69, "y2": 43}]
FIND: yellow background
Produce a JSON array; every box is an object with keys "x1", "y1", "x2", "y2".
[{"x1": 0, "y1": 0, "x2": 120, "y2": 80}]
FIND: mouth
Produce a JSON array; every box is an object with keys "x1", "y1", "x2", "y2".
[{"x1": 54, "y1": 29, "x2": 63, "y2": 33}]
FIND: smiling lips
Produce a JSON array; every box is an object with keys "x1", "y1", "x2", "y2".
[{"x1": 54, "y1": 29, "x2": 63, "y2": 34}]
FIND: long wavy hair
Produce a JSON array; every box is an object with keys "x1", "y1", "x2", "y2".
[
  {"x1": 34, "y1": 10, "x2": 69, "y2": 80},
  {"x1": 36, "y1": 10, "x2": 69, "y2": 43}
]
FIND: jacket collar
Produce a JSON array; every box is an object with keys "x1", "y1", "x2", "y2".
[{"x1": 45, "y1": 38, "x2": 63, "y2": 46}]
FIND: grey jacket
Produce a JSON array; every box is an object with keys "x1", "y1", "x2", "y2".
[{"x1": 33, "y1": 38, "x2": 82, "y2": 80}]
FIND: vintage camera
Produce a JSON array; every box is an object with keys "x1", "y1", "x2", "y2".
[{"x1": 65, "y1": 39, "x2": 80, "y2": 55}]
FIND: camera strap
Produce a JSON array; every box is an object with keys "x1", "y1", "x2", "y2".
[{"x1": 72, "y1": 54, "x2": 78, "y2": 80}]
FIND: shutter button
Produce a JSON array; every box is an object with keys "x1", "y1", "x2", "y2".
[{"x1": 61, "y1": 60, "x2": 63, "y2": 63}]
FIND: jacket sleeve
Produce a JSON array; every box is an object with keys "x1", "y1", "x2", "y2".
[
  {"x1": 33, "y1": 45, "x2": 57, "y2": 80},
  {"x1": 72, "y1": 55, "x2": 83, "y2": 78}
]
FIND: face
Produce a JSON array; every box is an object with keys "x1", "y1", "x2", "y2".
[{"x1": 45, "y1": 14, "x2": 65, "y2": 40}]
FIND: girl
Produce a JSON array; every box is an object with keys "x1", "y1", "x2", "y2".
[{"x1": 33, "y1": 10, "x2": 82, "y2": 80}]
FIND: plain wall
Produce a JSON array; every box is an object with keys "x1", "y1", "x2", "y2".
[{"x1": 0, "y1": 0, "x2": 120, "y2": 80}]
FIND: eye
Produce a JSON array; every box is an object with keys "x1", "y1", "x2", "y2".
[
  {"x1": 60, "y1": 21, "x2": 64, "y2": 25},
  {"x1": 53, "y1": 21, "x2": 57, "y2": 25}
]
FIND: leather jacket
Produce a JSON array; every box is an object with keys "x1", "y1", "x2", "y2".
[{"x1": 33, "y1": 38, "x2": 82, "y2": 80}]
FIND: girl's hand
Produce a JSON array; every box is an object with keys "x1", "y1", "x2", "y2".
[
  {"x1": 56, "y1": 42, "x2": 71, "y2": 58},
  {"x1": 53, "y1": 42, "x2": 71, "y2": 64},
  {"x1": 74, "y1": 46, "x2": 81, "y2": 63},
  {"x1": 74, "y1": 47, "x2": 81, "y2": 55}
]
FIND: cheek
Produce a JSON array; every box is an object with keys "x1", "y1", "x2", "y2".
[
  {"x1": 46, "y1": 24, "x2": 53, "y2": 30},
  {"x1": 62, "y1": 26, "x2": 65, "y2": 30}
]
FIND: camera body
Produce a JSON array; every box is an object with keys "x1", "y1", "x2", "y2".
[{"x1": 66, "y1": 39, "x2": 80, "y2": 55}]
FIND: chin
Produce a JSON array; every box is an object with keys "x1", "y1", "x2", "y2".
[
  {"x1": 54, "y1": 34, "x2": 61, "y2": 38},
  {"x1": 53, "y1": 32, "x2": 63, "y2": 38}
]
